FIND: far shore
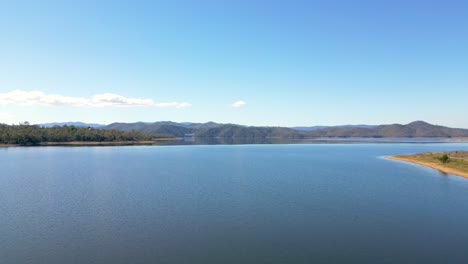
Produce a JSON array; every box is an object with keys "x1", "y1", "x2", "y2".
[
  {"x1": 0, "y1": 138, "x2": 179, "y2": 147},
  {"x1": 387, "y1": 152, "x2": 468, "y2": 179}
]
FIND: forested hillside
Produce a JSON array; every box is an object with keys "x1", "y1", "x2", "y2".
[
  {"x1": 103, "y1": 121, "x2": 468, "y2": 138},
  {"x1": 305, "y1": 121, "x2": 468, "y2": 138},
  {"x1": 104, "y1": 121, "x2": 222, "y2": 137},
  {"x1": 193, "y1": 124, "x2": 303, "y2": 138},
  {"x1": 0, "y1": 124, "x2": 161, "y2": 145}
]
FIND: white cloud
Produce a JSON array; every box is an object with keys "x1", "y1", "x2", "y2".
[
  {"x1": 231, "y1": 100, "x2": 246, "y2": 108},
  {"x1": 0, "y1": 90, "x2": 191, "y2": 108},
  {"x1": 91, "y1": 93, "x2": 155, "y2": 107},
  {"x1": 154, "y1": 102, "x2": 192, "y2": 108}
]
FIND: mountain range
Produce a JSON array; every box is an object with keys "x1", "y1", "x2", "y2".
[
  {"x1": 100, "y1": 121, "x2": 468, "y2": 138},
  {"x1": 292, "y1": 124, "x2": 377, "y2": 131},
  {"x1": 37, "y1": 122, "x2": 104, "y2": 128}
]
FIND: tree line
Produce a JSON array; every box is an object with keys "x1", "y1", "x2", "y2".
[{"x1": 0, "y1": 124, "x2": 168, "y2": 145}]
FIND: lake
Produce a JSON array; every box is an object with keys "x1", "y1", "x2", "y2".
[{"x1": 2, "y1": 142, "x2": 468, "y2": 263}]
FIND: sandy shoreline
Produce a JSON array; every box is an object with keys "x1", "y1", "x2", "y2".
[{"x1": 387, "y1": 155, "x2": 468, "y2": 179}]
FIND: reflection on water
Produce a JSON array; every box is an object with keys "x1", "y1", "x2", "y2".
[{"x1": 160, "y1": 137, "x2": 455, "y2": 146}]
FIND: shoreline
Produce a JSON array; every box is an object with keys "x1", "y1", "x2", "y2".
[
  {"x1": 0, "y1": 138, "x2": 179, "y2": 147},
  {"x1": 387, "y1": 155, "x2": 468, "y2": 179}
]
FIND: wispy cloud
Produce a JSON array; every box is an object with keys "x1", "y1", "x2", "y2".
[
  {"x1": 0, "y1": 90, "x2": 192, "y2": 108},
  {"x1": 231, "y1": 100, "x2": 246, "y2": 108}
]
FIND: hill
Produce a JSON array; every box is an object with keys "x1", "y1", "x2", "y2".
[
  {"x1": 104, "y1": 122, "x2": 301, "y2": 138},
  {"x1": 194, "y1": 124, "x2": 302, "y2": 138},
  {"x1": 291, "y1": 124, "x2": 377, "y2": 131},
  {"x1": 305, "y1": 121, "x2": 468, "y2": 138},
  {"x1": 104, "y1": 121, "x2": 223, "y2": 137},
  {"x1": 102, "y1": 120, "x2": 468, "y2": 138},
  {"x1": 38, "y1": 122, "x2": 104, "y2": 128}
]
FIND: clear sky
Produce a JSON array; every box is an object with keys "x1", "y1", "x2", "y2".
[{"x1": 0, "y1": 0, "x2": 467, "y2": 127}]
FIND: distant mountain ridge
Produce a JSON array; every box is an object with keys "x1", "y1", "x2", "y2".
[
  {"x1": 38, "y1": 122, "x2": 105, "y2": 128},
  {"x1": 101, "y1": 120, "x2": 468, "y2": 138},
  {"x1": 291, "y1": 124, "x2": 377, "y2": 131},
  {"x1": 304, "y1": 121, "x2": 468, "y2": 138},
  {"x1": 104, "y1": 121, "x2": 224, "y2": 137}
]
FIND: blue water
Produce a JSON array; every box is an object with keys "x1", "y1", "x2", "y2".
[{"x1": 2, "y1": 143, "x2": 468, "y2": 263}]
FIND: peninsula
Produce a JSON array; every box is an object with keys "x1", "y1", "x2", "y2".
[{"x1": 388, "y1": 151, "x2": 468, "y2": 178}]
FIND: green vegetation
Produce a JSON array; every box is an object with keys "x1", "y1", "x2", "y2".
[
  {"x1": 389, "y1": 151, "x2": 468, "y2": 178},
  {"x1": 437, "y1": 154, "x2": 450, "y2": 164},
  {"x1": 104, "y1": 120, "x2": 468, "y2": 138},
  {"x1": 105, "y1": 122, "x2": 304, "y2": 138},
  {"x1": 194, "y1": 124, "x2": 304, "y2": 138},
  {"x1": 0, "y1": 124, "x2": 170, "y2": 146}
]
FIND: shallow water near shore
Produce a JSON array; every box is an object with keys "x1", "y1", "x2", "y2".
[{"x1": 2, "y1": 143, "x2": 468, "y2": 263}]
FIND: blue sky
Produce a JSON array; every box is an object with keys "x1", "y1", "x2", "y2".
[{"x1": 0, "y1": 0, "x2": 467, "y2": 127}]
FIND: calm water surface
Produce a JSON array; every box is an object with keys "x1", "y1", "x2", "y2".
[{"x1": 2, "y1": 143, "x2": 468, "y2": 263}]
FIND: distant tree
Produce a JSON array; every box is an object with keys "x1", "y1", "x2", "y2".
[{"x1": 438, "y1": 154, "x2": 450, "y2": 164}]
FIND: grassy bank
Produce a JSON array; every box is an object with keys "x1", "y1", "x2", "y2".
[{"x1": 388, "y1": 151, "x2": 468, "y2": 178}]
